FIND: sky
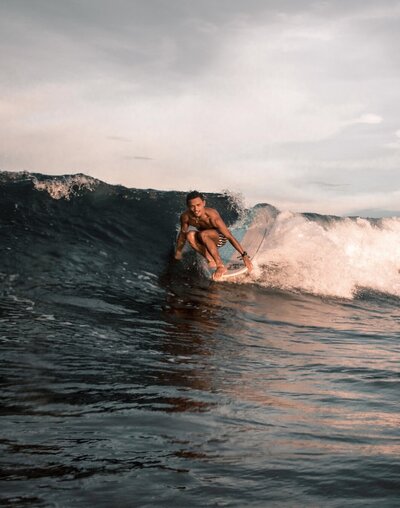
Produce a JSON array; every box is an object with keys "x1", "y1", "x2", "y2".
[{"x1": 1, "y1": 0, "x2": 400, "y2": 215}]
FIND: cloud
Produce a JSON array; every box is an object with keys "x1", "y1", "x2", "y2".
[
  {"x1": 1, "y1": 1, "x2": 400, "y2": 215},
  {"x1": 124, "y1": 156, "x2": 154, "y2": 160},
  {"x1": 107, "y1": 136, "x2": 132, "y2": 142},
  {"x1": 310, "y1": 181, "x2": 350, "y2": 189},
  {"x1": 351, "y1": 114, "x2": 383, "y2": 125},
  {"x1": 385, "y1": 129, "x2": 400, "y2": 149}
]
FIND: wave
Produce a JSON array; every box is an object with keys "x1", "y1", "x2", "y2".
[
  {"x1": 242, "y1": 206, "x2": 400, "y2": 299},
  {"x1": 0, "y1": 171, "x2": 240, "y2": 293},
  {"x1": 1, "y1": 171, "x2": 399, "y2": 300}
]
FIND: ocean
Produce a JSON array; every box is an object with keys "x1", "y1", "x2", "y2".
[{"x1": 1, "y1": 171, "x2": 399, "y2": 507}]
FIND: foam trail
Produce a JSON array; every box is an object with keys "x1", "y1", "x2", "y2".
[{"x1": 243, "y1": 208, "x2": 400, "y2": 299}]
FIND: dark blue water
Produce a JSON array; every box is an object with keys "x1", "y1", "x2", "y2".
[{"x1": 1, "y1": 172, "x2": 399, "y2": 507}]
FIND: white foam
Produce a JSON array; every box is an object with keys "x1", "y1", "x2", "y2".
[
  {"x1": 33, "y1": 174, "x2": 99, "y2": 200},
  {"x1": 245, "y1": 210, "x2": 400, "y2": 299}
]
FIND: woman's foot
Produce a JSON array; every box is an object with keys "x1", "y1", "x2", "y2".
[{"x1": 207, "y1": 259, "x2": 217, "y2": 269}]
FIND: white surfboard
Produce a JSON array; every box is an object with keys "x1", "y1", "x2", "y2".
[
  {"x1": 201, "y1": 262, "x2": 248, "y2": 281},
  {"x1": 218, "y1": 264, "x2": 249, "y2": 280}
]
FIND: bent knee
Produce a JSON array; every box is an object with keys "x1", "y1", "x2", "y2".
[
  {"x1": 186, "y1": 230, "x2": 197, "y2": 245},
  {"x1": 197, "y1": 230, "x2": 210, "y2": 243},
  {"x1": 198, "y1": 229, "x2": 218, "y2": 243}
]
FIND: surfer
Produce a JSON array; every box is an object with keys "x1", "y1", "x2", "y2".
[{"x1": 174, "y1": 191, "x2": 253, "y2": 281}]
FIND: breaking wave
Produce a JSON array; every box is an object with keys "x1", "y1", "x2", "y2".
[{"x1": 1, "y1": 170, "x2": 400, "y2": 300}]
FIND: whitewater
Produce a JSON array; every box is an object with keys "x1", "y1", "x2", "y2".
[{"x1": 1, "y1": 171, "x2": 399, "y2": 507}]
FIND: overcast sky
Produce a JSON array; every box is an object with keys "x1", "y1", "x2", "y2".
[{"x1": 1, "y1": 0, "x2": 400, "y2": 215}]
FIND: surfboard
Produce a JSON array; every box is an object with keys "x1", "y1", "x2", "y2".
[
  {"x1": 205, "y1": 204, "x2": 277, "y2": 282},
  {"x1": 200, "y1": 261, "x2": 248, "y2": 281},
  {"x1": 213, "y1": 263, "x2": 249, "y2": 281}
]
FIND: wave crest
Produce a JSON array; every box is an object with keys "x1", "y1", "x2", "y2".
[
  {"x1": 244, "y1": 208, "x2": 400, "y2": 299},
  {"x1": 32, "y1": 174, "x2": 99, "y2": 200}
]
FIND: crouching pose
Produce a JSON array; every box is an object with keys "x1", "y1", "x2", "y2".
[{"x1": 174, "y1": 191, "x2": 253, "y2": 281}]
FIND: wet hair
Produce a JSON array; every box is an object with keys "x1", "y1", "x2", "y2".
[{"x1": 186, "y1": 190, "x2": 205, "y2": 205}]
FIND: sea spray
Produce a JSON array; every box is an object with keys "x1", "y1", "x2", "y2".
[{"x1": 248, "y1": 210, "x2": 400, "y2": 298}]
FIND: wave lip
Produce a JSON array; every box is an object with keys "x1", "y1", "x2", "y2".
[
  {"x1": 32, "y1": 173, "x2": 100, "y2": 200},
  {"x1": 0, "y1": 171, "x2": 101, "y2": 200}
]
